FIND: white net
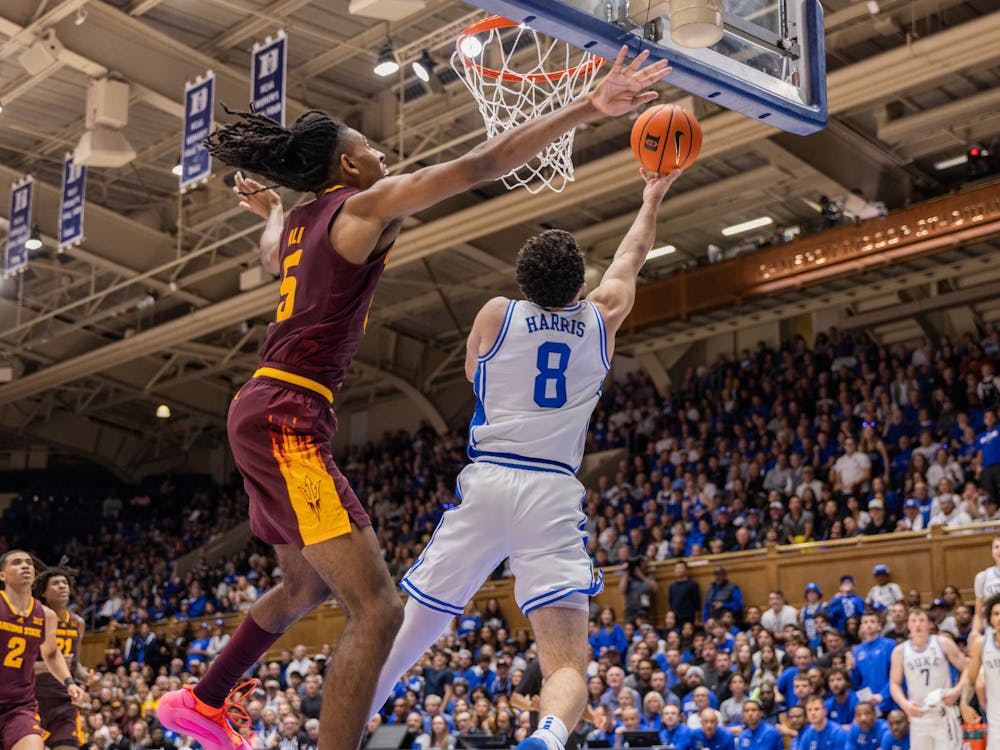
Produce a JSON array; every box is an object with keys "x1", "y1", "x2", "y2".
[{"x1": 451, "y1": 19, "x2": 603, "y2": 194}]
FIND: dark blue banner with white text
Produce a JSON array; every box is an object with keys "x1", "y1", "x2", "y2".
[
  {"x1": 5, "y1": 177, "x2": 32, "y2": 276},
  {"x1": 181, "y1": 71, "x2": 215, "y2": 193},
  {"x1": 59, "y1": 153, "x2": 87, "y2": 251},
  {"x1": 252, "y1": 30, "x2": 286, "y2": 126}
]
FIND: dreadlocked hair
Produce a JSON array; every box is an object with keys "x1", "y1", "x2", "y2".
[
  {"x1": 515, "y1": 229, "x2": 585, "y2": 308},
  {"x1": 34, "y1": 555, "x2": 78, "y2": 600},
  {"x1": 204, "y1": 105, "x2": 347, "y2": 194}
]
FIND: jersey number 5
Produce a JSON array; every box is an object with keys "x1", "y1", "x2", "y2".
[
  {"x1": 276, "y1": 249, "x2": 303, "y2": 322},
  {"x1": 533, "y1": 342, "x2": 571, "y2": 408}
]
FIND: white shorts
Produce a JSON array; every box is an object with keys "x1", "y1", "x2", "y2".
[
  {"x1": 909, "y1": 707, "x2": 961, "y2": 750},
  {"x1": 400, "y1": 461, "x2": 604, "y2": 617}
]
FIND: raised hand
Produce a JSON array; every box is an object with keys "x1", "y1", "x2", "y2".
[
  {"x1": 233, "y1": 171, "x2": 281, "y2": 220},
  {"x1": 590, "y1": 46, "x2": 671, "y2": 117},
  {"x1": 640, "y1": 167, "x2": 683, "y2": 204}
]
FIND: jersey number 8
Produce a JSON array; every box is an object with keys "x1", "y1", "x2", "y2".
[{"x1": 533, "y1": 342, "x2": 571, "y2": 408}]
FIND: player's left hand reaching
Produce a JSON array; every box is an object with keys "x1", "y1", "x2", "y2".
[
  {"x1": 67, "y1": 682, "x2": 88, "y2": 706},
  {"x1": 234, "y1": 171, "x2": 281, "y2": 219},
  {"x1": 589, "y1": 46, "x2": 671, "y2": 117}
]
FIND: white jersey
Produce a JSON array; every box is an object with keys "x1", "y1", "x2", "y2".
[
  {"x1": 982, "y1": 629, "x2": 1000, "y2": 727},
  {"x1": 902, "y1": 635, "x2": 953, "y2": 705},
  {"x1": 975, "y1": 566, "x2": 1000, "y2": 600},
  {"x1": 468, "y1": 299, "x2": 610, "y2": 476}
]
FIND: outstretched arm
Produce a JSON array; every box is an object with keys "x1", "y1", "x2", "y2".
[
  {"x1": 234, "y1": 172, "x2": 283, "y2": 275},
  {"x1": 348, "y1": 47, "x2": 670, "y2": 228},
  {"x1": 586, "y1": 169, "x2": 683, "y2": 333}
]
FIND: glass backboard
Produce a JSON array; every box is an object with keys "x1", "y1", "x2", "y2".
[{"x1": 457, "y1": 0, "x2": 827, "y2": 135}]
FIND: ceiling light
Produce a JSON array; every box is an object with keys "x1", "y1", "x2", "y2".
[
  {"x1": 934, "y1": 154, "x2": 968, "y2": 170},
  {"x1": 172, "y1": 161, "x2": 183, "y2": 176},
  {"x1": 74, "y1": 7, "x2": 87, "y2": 25},
  {"x1": 374, "y1": 40, "x2": 399, "y2": 77},
  {"x1": 721, "y1": 216, "x2": 773, "y2": 236},
  {"x1": 0, "y1": 100, "x2": 4, "y2": 115},
  {"x1": 866, "y1": 0, "x2": 880, "y2": 12},
  {"x1": 25, "y1": 226, "x2": 43, "y2": 251},
  {"x1": 646, "y1": 244, "x2": 676, "y2": 261},
  {"x1": 459, "y1": 34, "x2": 483, "y2": 58},
  {"x1": 155, "y1": 404, "x2": 171, "y2": 419},
  {"x1": 412, "y1": 49, "x2": 434, "y2": 83}
]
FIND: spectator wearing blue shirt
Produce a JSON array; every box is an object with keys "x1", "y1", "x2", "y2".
[
  {"x1": 977, "y1": 410, "x2": 1000, "y2": 501},
  {"x1": 847, "y1": 704, "x2": 889, "y2": 750},
  {"x1": 587, "y1": 706, "x2": 623, "y2": 746},
  {"x1": 797, "y1": 696, "x2": 849, "y2": 750},
  {"x1": 184, "y1": 622, "x2": 212, "y2": 671},
  {"x1": 829, "y1": 576, "x2": 866, "y2": 633},
  {"x1": 878, "y1": 711, "x2": 908, "y2": 750},
  {"x1": 659, "y1": 704, "x2": 692, "y2": 750},
  {"x1": 777, "y1": 647, "x2": 815, "y2": 706},
  {"x1": 592, "y1": 608, "x2": 629, "y2": 659},
  {"x1": 801, "y1": 583, "x2": 828, "y2": 648},
  {"x1": 704, "y1": 566, "x2": 744, "y2": 624},
  {"x1": 690, "y1": 708, "x2": 735, "y2": 750},
  {"x1": 736, "y1": 701, "x2": 783, "y2": 750},
  {"x1": 851, "y1": 612, "x2": 896, "y2": 711},
  {"x1": 824, "y1": 668, "x2": 859, "y2": 727}
]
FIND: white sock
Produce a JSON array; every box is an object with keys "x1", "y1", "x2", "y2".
[{"x1": 532, "y1": 716, "x2": 568, "y2": 750}]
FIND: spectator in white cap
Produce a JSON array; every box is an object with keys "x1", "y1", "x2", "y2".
[
  {"x1": 866, "y1": 565, "x2": 903, "y2": 610},
  {"x1": 929, "y1": 493, "x2": 973, "y2": 527},
  {"x1": 861, "y1": 498, "x2": 895, "y2": 535},
  {"x1": 896, "y1": 498, "x2": 926, "y2": 532}
]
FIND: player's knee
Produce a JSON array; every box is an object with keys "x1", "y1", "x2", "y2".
[{"x1": 283, "y1": 576, "x2": 330, "y2": 614}]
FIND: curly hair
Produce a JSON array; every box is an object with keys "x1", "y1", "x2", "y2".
[
  {"x1": 515, "y1": 229, "x2": 585, "y2": 308},
  {"x1": 204, "y1": 106, "x2": 347, "y2": 194},
  {"x1": 34, "y1": 561, "x2": 77, "y2": 601}
]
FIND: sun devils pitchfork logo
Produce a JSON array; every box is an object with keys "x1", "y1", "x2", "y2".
[{"x1": 299, "y1": 475, "x2": 323, "y2": 521}]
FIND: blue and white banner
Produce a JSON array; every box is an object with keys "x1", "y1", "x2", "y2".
[
  {"x1": 252, "y1": 30, "x2": 286, "y2": 126},
  {"x1": 59, "y1": 153, "x2": 87, "y2": 252},
  {"x1": 5, "y1": 177, "x2": 32, "y2": 277},
  {"x1": 181, "y1": 70, "x2": 215, "y2": 193}
]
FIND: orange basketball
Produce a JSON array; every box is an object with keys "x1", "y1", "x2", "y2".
[{"x1": 630, "y1": 104, "x2": 703, "y2": 173}]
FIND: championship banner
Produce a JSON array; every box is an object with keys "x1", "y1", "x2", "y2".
[
  {"x1": 5, "y1": 176, "x2": 32, "y2": 277},
  {"x1": 251, "y1": 30, "x2": 286, "y2": 126},
  {"x1": 59, "y1": 153, "x2": 87, "y2": 252},
  {"x1": 180, "y1": 71, "x2": 215, "y2": 193}
]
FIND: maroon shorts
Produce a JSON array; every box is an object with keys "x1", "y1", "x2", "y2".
[
  {"x1": 0, "y1": 700, "x2": 42, "y2": 750},
  {"x1": 38, "y1": 699, "x2": 83, "y2": 748},
  {"x1": 228, "y1": 374, "x2": 370, "y2": 549}
]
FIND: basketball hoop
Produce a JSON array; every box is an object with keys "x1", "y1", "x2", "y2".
[{"x1": 452, "y1": 16, "x2": 604, "y2": 194}]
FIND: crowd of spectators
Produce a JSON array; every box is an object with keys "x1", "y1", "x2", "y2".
[{"x1": 63, "y1": 561, "x2": 980, "y2": 750}]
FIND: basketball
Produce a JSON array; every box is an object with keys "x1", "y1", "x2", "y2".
[{"x1": 630, "y1": 104, "x2": 703, "y2": 173}]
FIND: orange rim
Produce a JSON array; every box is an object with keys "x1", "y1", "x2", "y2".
[{"x1": 456, "y1": 15, "x2": 604, "y2": 83}]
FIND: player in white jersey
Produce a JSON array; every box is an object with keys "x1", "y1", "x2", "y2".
[
  {"x1": 973, "y1": 537, "x2": 1000, "y2": 633},
  {"x1": 366, "y1": 168, "x2": 684, "y2": 750},
  {"x1": 889, "y1": 608, "x2": 968, "y2": 750},
  {"x1": 962, "y1": 594, "x2": 1000, "y2": 750}
]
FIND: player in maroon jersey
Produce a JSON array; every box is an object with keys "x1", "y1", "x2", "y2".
[
  {"x1": 0, "y1": 550, "x2": 87, "y2": 750},
  {"x1": 34, "y1": 566, "x2": 93, "y2": 750},
  {"x1": 157, "y1": 46, "x2": 670, "y2": 750}
]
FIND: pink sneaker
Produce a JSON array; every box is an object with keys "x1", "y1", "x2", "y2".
[{"x1": 158, "y1": 681, "x2": 257, "y2": 750}]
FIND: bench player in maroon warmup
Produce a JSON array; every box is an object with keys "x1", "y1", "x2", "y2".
[
  {"x1": 0, "y1": 551, "x2": 87, "y2": 750},
  {"x1": 157, "y1": 47, "x2": 670, "y2": 750},
  {"x1": 34, "y1": 566, "x2": 93, "y2": 750}
]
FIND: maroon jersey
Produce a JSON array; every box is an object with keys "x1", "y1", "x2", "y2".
[
  {"x1": 35, "y1": 610, "x2": 83, "y2": 706},
  {"x1": 258, "y1": 186, "x2": 390, "y2": 396},
  {"x1": 0, "y1": 591, "x2": 46, "y2": 704}
]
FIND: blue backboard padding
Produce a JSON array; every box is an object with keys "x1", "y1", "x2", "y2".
[{"x1": 457, "y1": 0, "x2": 827, "y2": 135}]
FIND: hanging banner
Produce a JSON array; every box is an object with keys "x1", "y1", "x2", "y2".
[
  {"x1": 251, "y1": 30, "x2": 287, "y2": 126},
  {"x1": 180, "y1": 71, "x2": 215, "y2": 193},
  {"x1": 59, "y1": 153, "x2": 87, "y2": 251},
  {"x1": 5, "y1": 177, "x2": 32, "y2": 277}
]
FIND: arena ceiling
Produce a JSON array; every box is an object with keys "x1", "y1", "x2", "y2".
[{"x1": 1, "y1": 0, "x2": 1000, "y2": 477}]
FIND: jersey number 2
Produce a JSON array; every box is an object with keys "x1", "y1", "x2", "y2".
[
  {"x1": 3, "y1": 636, "x2": 26, "y2": 668},
  {"x1": 276, "y1": 249, "x2": 303, "y2": 322},
  {"x1": 533, "y1": 342, "x2": 571, "y2": 408}
]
